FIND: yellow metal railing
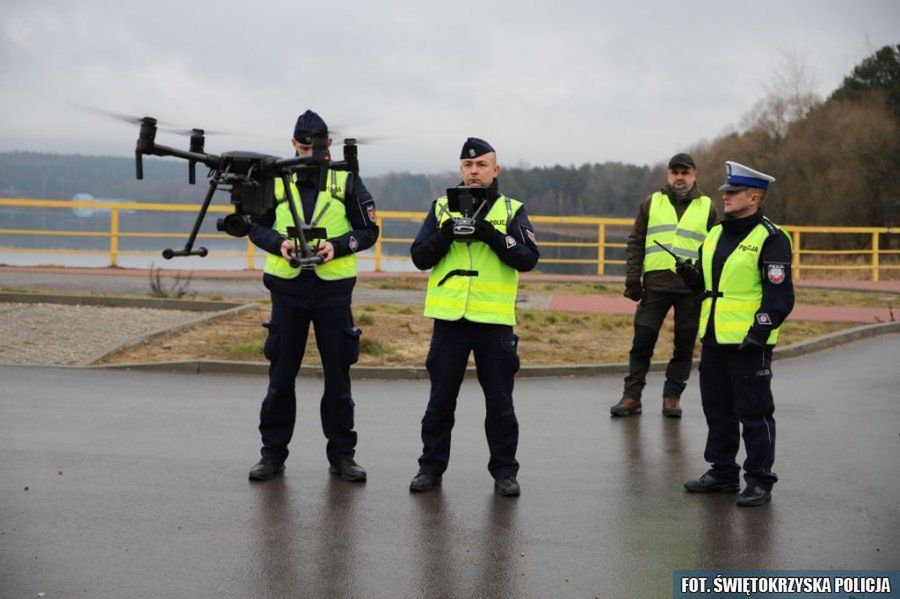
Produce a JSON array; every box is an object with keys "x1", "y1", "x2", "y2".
[{"x1": 0, "y1": 198, "x2": 897, "y2": 279}]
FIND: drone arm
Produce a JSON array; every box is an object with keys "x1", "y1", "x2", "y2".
[{"x1": 143, "y1": 142, "x2": 221, "y2": 170}]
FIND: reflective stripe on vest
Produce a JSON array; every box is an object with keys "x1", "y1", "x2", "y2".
[
  {"x1": 644, "y1": 192, "x2": 711, "y2": 272},
  {"x1": 698, "y1": 220, "x2": 791, "y2": 345},
  {"x1": 263, "y1": 170, "x2": 357, "y2": 280},
  {"x1": 423, "y1": 196, "x2": 522, "y2": 325}
]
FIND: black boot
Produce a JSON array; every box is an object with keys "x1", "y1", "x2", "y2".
[
  {"x1": 329, "y1": 459, "x2": 367, "y2": 482},
  {"x1": 684, "y1": 472, "x2": 739, "y2": 493},
  {"x1": 494, "y1": 477, "x2": 521, "y2": 497},
  {"x1": 248, "y1": 458, "x2": 285, "y2": 481},
  {"x1": 409, "y1": 472, "x2": 441, "y2": 492},
  {"x1": 737, "y1": 484, "x2": 772, "y2": 507}
]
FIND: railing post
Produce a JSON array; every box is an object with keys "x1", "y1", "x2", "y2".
[
  {"x1": 596, "y1": 223, "x2": 606, "y2": 276},
  {"x1": 792, "y1": 230, "x2": 801, "y2": 281},
  {"x1": 246, "y1": 238, "x2": 255, "y2": 270},
  {"x1": 871, "y1": 232, "x2": 880, "y2": 282},
  {"x1": 109, "y1": 207, "x2": 120, "y2": 267},
  {"x1": 374, "y1": 216, "x2": 383, "y2": 272}
]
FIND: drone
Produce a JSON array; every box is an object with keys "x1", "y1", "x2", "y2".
[{"x1": 131, "y1": 115, "x2": 360, "y2": 268}]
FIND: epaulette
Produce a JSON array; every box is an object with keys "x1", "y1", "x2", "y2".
[{"x1": 761, "y1": 217, "x2": 780, "y2": 236}]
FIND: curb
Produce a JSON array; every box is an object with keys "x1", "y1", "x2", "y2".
[
  {"x1": 92, "y1": 321, "x2": 900, "y2": 379},
  {"x1": 0, "y1": 291, "x2": 248, "y2": 312}
]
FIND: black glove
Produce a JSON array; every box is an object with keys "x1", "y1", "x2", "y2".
[
  {"x1": 676, "y1": 259, "x2": 702, "y2": 288},
  {"x1": 437, "y1": 218, "x2": 455, "y2": 241},
  {"x1": 624, "y1": 284, "x2": 643, "y2": 301},
  {"x1": 473, "y1": 219, "x2": 502, "y2": 243},
  {"x1": 738, "y1": 335, "x2": 766, "y2": 352}
]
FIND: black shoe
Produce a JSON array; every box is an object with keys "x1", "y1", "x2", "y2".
[
  {"x1": 684, "y1": 472, "x2": 739, "y2": 493},
  {"x1": 328, "y1": 459, "x2": 367, "y2": 482},
  {"x1": 737, "y1": 484, "x2": 772, "y2": 507},
  {"x1": 409, "y1": 472, "x2": 441, "y2": 492},
  {"x1": 494, "y1": 477, "x2": 521, "y2": 497},
  {"x1": 248, "y1": 458, "x2": 285, "y2": 481}
]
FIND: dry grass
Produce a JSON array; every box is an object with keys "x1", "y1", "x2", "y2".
[{"x1": 100, "y1": 304, "x2": 855, "y2": 367}]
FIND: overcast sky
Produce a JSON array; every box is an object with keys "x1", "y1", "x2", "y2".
[{"x1": 1, "y1": 0, "x2": 897, "y2": 176}]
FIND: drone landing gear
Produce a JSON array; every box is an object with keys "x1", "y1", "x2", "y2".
[{"x1": 161, "y1": 177, "x2": 218, "y2": 260}]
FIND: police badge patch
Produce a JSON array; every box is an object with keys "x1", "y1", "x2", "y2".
[
  {"x1": 766, "y1": 263, "x2": 786, "y2": 285},
  {"x1": 756, "y1": 313, "x2": 771, "y2": 325},
  {"x1": 366, "y1": 204, "x2": 376, "y2": 223},
  {"x1": 349, "y1": 236, "x2": 359, "y2": 252},
  {"x1": 505, "y1": 235, "x2": 517, "y2": 248}
]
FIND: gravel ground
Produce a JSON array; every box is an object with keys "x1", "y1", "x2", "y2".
[{"x1": 0, "y1": 303, "x2": 200, "y2": 366}]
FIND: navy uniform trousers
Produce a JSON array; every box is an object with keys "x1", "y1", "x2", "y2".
[
  {"x1": 259, "y1": 298, "x2": 361, "y2": 464},
  {"x1": 699, "y1": 344, "x2": 777, "y2": 489},
  {"x1": 418, "y1": 319, "x2": 521, "y2": 479}
]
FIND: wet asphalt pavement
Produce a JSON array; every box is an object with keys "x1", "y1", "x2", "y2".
[{"x1": 1, "y1": 335, "x2": 898, "y2": 598}]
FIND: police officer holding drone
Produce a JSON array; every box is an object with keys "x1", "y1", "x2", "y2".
[
  {"x1": 246, "y1": 109, "x2": 379, "y2": 482},
  {"x1": 677, "y1": 161, "x2": 794, "y2": 507},
  {"x1": 408, "y1": 137, "x2": 539, "y2": 497}
]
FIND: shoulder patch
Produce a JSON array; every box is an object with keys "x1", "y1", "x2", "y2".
[{"x1": 765, "y1": 263, "x2": 786, "y2": 285}]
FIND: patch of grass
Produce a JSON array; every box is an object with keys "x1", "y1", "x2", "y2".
[
  {"x1": 359, "y1": 276, "x2": 427, "y2": 291},
  {"x1": 357, "y1": 312, "x2": 375, "y2": 325},
  {"x1": 99, "y1": 301, "x2": 863, "y2": 368},
  {"x1": 795, "y1": 287, "x2": 897, "y2": 308},
  {"x1": 209, "y1": 294, "x2": 224, "y2": 301},
  {"x1": 360, "y1": 337, "x2": 395, "y2": 356},
  {"x1": 225, "y1": 340, "x2": 264, "y2": 360}
]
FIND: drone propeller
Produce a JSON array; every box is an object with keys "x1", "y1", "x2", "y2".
[
  {"x1": 160, "y1": 126, "x2": 249, "y2": 137},
  {"x1": 72, "y1": 103, "x2": 252, "y2": 137},
  {"x1": 337, "y1": 135, "x2": 393, "y2": 145},
  {"x1": 71, "y1": 104, "x2": 176, "y2": 127}
]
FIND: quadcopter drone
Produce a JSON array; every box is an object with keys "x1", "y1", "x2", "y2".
[{"x1": 132, "y1": 115, "x2": 360, "y2": 268}]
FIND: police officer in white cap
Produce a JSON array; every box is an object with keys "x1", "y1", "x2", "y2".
[{"x1": 676, "y1": 161, "x2": 794, "y2": 507}]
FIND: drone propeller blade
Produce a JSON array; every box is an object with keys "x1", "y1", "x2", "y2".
[
  {"x1": 338, "y1": 135, "x2": 394, "y2": 145},
  {"x1": 71, "y1": 103, "x2": 175, "y2": 127}
]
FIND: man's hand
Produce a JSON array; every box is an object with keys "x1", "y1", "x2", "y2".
[
  {"x1": 438, "y1": 218, "x2": 455, "y2": 241},
  {"x1": 473, "y1": 219, "x2": 500, "y2": 243},
  {"x1": 624, "y1": 284, "x2": 643, "y2": 302},
  {"x1": 675, "y1": 258, "x2": 702, "y2": 288},
  {"x1": 316, "y1": 241, "x2": 335, "y2": 263},
  {"x1": 280, "y1": 239, "x2": 295, "y2": 261},
  {"x1": 738, "y1": 335, "x2": 766, "y2": 352}
]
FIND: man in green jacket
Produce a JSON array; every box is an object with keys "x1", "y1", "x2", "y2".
[{"x1": 611, "y1": 153, "x2": 717, "y2": 418}]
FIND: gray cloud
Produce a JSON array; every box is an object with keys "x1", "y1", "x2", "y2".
[{"x1": 1, "y1": 0, "x2": 897, "y2": 175}]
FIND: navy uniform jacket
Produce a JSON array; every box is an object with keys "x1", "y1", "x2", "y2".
[
  {"x1": 410, "y1": 180, "x2": 540, "y2": 273},
  {"x1": 249, "y1": 168, "x2": 379, "y2": 309},
  {"x1": 685, "y1": 210, "x2": 794, "y2": 346}
]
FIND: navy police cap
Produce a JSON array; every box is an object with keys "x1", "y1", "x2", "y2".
[
  {"x1": 719, "y1": 161, "x2": 776, "y2": 192},
  {"x1": 460, "y1": 137, "x2": 495, "y2": 159},
  {"x1": 293, "y1": 109, "x2": 328, "y2": 144}
]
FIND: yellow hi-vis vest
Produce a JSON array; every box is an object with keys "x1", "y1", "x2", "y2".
[
  {"x1": 644, "y1": 192, "x2": 711, "y2": 272},
  {"x1": 264, "y1": 170, "x2": 357, "y2": 281},
  {"x1": 698, "y1": 218, "x2": 792, "y2": 345},
  {"x1": 423, "y1": 195, "x2": 523, "y2": 326}
]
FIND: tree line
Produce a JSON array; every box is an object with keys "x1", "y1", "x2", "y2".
[{"x1": 2, "y1": 46, "x2": 896, "y2": 236}]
